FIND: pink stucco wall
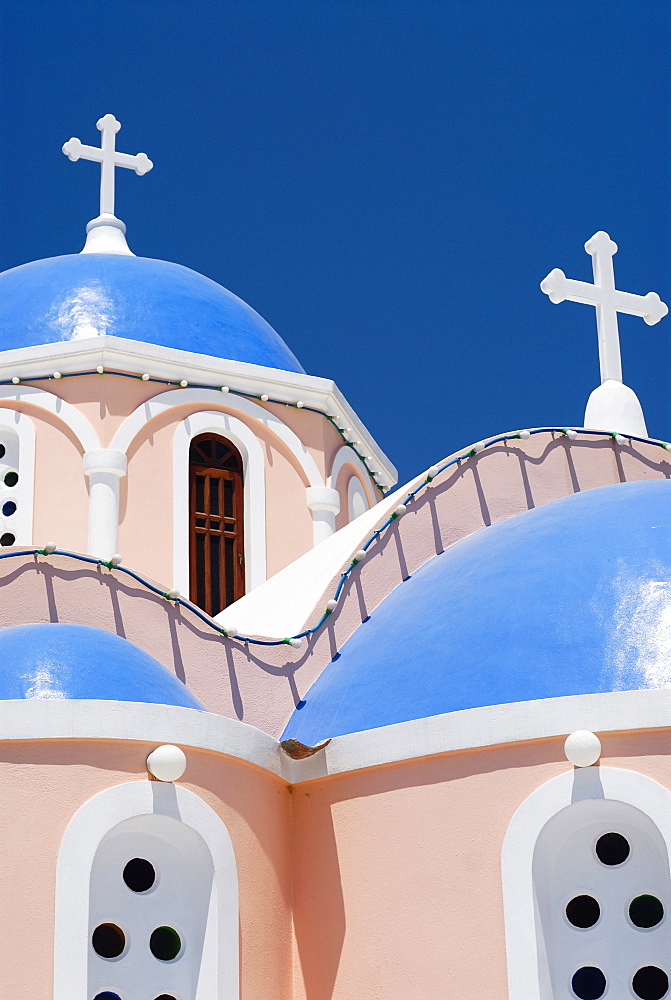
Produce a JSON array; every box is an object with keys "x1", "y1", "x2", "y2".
[
  {"x1": 291, "y1": 729, "x2": 671, "y2": 999},
  {"x1": 0, "y1": 739, "x2": 292, "y2": 1000},
  {"x1": 2, "y1": 727, "x2": 669, "y2": 999}
]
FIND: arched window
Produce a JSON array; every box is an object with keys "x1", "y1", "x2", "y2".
[
  {"x1": 89, "y1": 813, "x2": 213, "y2": 1000},
  {"x1": 535, "y1": 798, "x2": 671, "y2": 1000},
  {"x1": 502, "y1": 767, "x2": 671, "y2": 1000},
  {"x1": 189, "y1": 435, "x2": 244, "y2": 615},
  {"x1": 54, "y1": 780, "x2": 239, "y2": 1000}
]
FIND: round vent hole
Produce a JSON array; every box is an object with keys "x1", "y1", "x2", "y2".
[
  {"x1": 595, "y1": 831, "x2": 630, "y2": 865},
  {"x1": 92, "y1": 923, "x2": 125, "y2": 959},
  {"x1": 150, "y1": 926, "x2": 182, "y2": 962},
  {"x1": 572, "y1": 966, "x2": 606, "y2": 999},
  {"x1": 566, "y1": 895, "x2": 600, "y2": 928},
  {"x1": 630, "y1": 895, "x2": 664, "y2": 929},
  {"x1": 633, "y1": 967, "x2": 669, "y2": 1000},
  {"x1": 123, "y1": 857, "x2": 155, "y2": 893}
]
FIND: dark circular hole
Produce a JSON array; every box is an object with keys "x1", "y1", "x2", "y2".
[
  {"x1": 93, "y1": 994, "x2": 122, "y2": 1000},
  {"x1": 0, "y1": 445, "x2": 6, "y2": 460},
  {"x1": 566, "y1": 894, "x2": 600, "y2": 928},
  {"x1": 0, "y1": 533, "x2": 15, "y2": 546},
  {"x1": 154, "y1": 996, "x2": 177, "y2": 1000},
  {"x1": 123, "y1": 857, "x2": 155, "y2": 893},
  {"x1": 633, "y1": 967, "x2": 669, "y2": 1000},
  {"x1": 2, "y1": 500, "x2": 16, "y2": 517},
  {"x1": 4, "y1": 471, "x2": 18, "y2": 488},
  {"x1": 92, "y1": 923, "x2": 125, "y2": 959},
  {"x1": 150, "y1": 926, "x2": 182, "y2": 962},
  {"x1": 630, "y1": 894, "x2": 664, "y2": 928},
  {"x1": 572, "y1": 967, "x2": 607, "y2": 999},
  {"x1": 595, "y1": 831, "x2": 630, "y2": 865}
]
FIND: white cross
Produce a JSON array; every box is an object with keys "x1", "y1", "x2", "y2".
[
  {"x1": 540, "y1": 231, "x2": 668, "y2": 383},
  {"x1": 62, "y1": 114, "x2": 153, "y2": 219}
]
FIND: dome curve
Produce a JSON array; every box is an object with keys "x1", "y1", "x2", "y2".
[
  {"x1": 283, "y1": 479, "x2": 671, "y2": 742},
  {"x1": 0, "y1": 623, "x2": 203, "y2": 708},
  {"x1": 0, "y1": 253, "x2": 305, "y2": 373}
]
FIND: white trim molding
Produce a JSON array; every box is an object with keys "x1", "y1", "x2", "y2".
[
  {"x1": 502, "y1": 766, "x2": 671, "y2": 1000},
  {"x1": 328, "y1": 445, "x2": 375, "y2": 509},
  {"x1": 0, "y1": 335, "x2": 397, "y2": 489},
  {"x1": 172, "y1": 410, "x2": 267, "y2": 596},
  {"x1": 54, "y1": 780, "x2": 239, "y2": 1000},
  {"x1": 111, "y1": 387, "x2": 325, "y2": 488},
  {"x1": 0, "y1": 384, "x2": 100, "y2": 453}
]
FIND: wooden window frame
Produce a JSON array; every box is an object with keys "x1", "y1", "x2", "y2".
[{"x1": 189, "y1": 435, "x2": 245, "y2": 615}]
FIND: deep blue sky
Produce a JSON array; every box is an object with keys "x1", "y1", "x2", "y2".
[{"x1": 1, "y1": 1, "x2": 669, "y2": 485}]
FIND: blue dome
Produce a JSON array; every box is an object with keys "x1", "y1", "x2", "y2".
[
  {"x1": 0, "y1": 254, "x2": 305, "y2": 373},
  {"x1": 284, "y1": 479, "x2": 671, "y2": 742},
  {"x1": 0, "y1": 623, "x2": 204, "y2": 708}
]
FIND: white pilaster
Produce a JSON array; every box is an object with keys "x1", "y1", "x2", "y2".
[
  {"x1": 306, "y1": 486, "x2": 341, "y2": 546},
  {"x1": 83, "y1": 449, "x2": 127, "y2": 560}
]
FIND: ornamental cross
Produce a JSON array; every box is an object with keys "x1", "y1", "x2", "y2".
[
  {"x1": 62, "y1": 114, "x2": 153, "y2": 219},
  {"x1": 540, "y1": 231, "x2": 668, "y2": 384}
]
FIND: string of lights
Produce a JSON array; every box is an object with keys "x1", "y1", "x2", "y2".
[
  {"x1": 0, "y1": 366, "x2": 387, "y2": 494},
  {"x1": 4, "y1": 425, "x2": 669, "y2": 651}
]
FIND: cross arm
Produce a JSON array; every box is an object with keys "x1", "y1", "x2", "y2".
[
  {"x1": 114, "y1": 151, "x2": 153, "y2": 175},
  {"x1": 62, "y1": 138, "x2": 105, "y2": 163},
  {"x1": 614, "y1": 289, "x2": 668, "y2": 326},
  {"x1": 540, "y1": 268, "x2": 602, "y2": 306}
]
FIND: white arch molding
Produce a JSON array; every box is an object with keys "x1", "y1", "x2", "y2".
[
  {"x1": 502, "y1": 766, "x2": 671, "y2": 1000},
  {"x1": 111, "y1": 387, "x2": 325, "y2": 487},
  {"x1": 54, "y1": 779, "x2": 239, "y2": 1000},
  {"x1": 327, "y1": 445, "x2": 375, "y2": 508},
  {"x1": 0, "y1": 384, "x2": 100, "y2": 452},
  {"x1": 0, "y1": 386, "x2": 108, "y2": 555},
  {"x1": 173, "y1": 410, "x2": 266, "y2": 598}
]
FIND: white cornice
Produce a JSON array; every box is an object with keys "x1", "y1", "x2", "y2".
[
  {"x1": 1, "y1": 689, "x2": 671, "y2": 785},
  {"x1": 0, "y1": 335, "x2": 397, "y2": 487}
]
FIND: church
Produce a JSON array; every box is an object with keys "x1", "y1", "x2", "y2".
[{"x1": 0, "y1": 113, "x2": 670, "y2": 1000}]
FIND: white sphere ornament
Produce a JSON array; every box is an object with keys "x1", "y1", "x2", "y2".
[
  {"x1": 147, "y1": 744, "x2": 187, "y2": 782},
  {"x1": 564, "y1": 730, "x2": 601, "y2": 767},
  {"x1": 354, "y1": 549, "x2": 368, "y2": 562},
  {"x1": 471, "y1": 441, "x2": 486, "y2": 454},
  {"x1": 326, "y1": 598, "x2": 338, "y2": 611},
  {"x1": 428, "y1": 465, "x2": 441, "y2": 478},
  {"x1": 519, "y1": 430, "x2": 531, "y2": 440},
  {"x1": 42, "y1": 542, "x2": 57, "y2": 555},
  {"x1": 179, "y1": 379, "x2": 188, "y2": 388},
  {"x1": 614, "y1": 434, "x2": 626, "y2": 446},
  {"x1": 11, "y1": 376, "x2": 20, "y2": 385}
]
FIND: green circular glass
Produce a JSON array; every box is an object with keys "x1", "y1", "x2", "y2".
[
  {"x1": 149, "y1": 926, "x2": 182, "y2": 962},
  {"x1": 630, "y1": 895, "x2": 664, "y2": 929}
]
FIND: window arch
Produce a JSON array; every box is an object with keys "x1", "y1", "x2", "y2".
[
  {"x1": 502, "y1": 767, "x2": 671, "y2": 1000},
  {"x1": 189, "y1": 435, "x2": 245, "y2": 615},
  {"x1": 54, "y1": 780, "x2": 239, "y2": 1000},
  {"x1": 89, "y1": 813, "x2": 214, "y2": 1000},
  {"x1": 0, "y1": 409, "x2": 35, "y2": 547}
]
